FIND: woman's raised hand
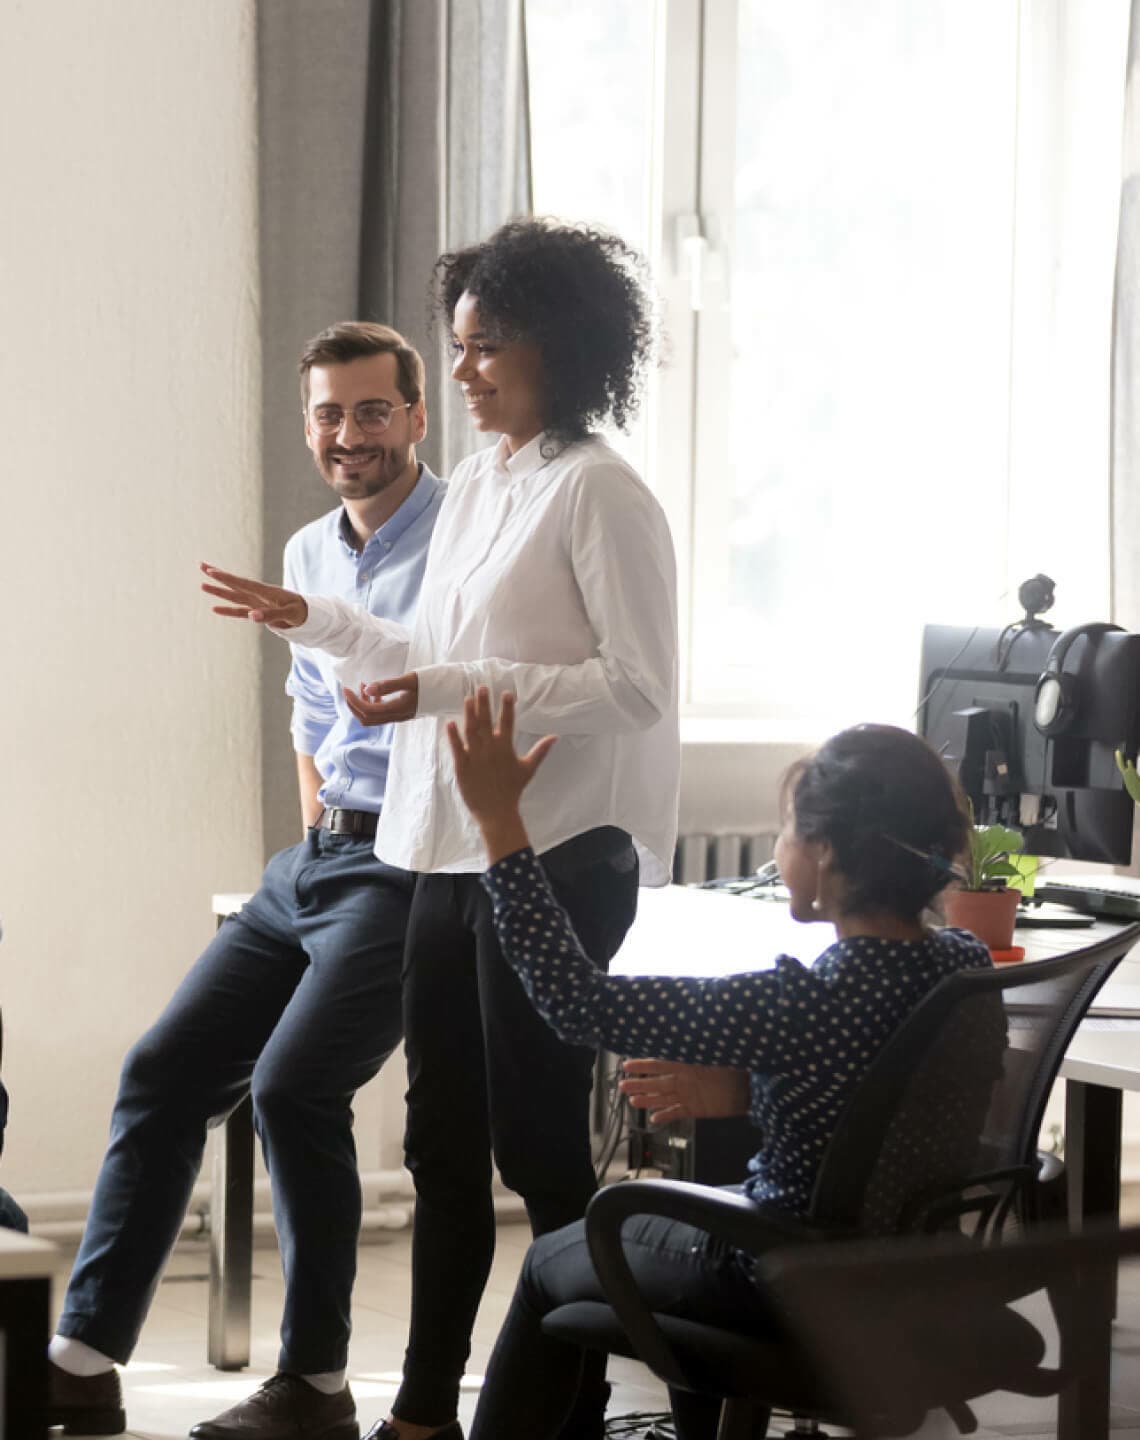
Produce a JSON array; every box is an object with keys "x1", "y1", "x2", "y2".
[
  {"x1": 200, "y1": 563, "x2": 308, "y2": 629},
  {"x1": 447, "y1": 688, "x2": 556, "y2": 859}
]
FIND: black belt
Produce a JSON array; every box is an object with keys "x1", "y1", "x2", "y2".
[{"x1": 316, "y1": 808, "x2": 379, "y2": 838}]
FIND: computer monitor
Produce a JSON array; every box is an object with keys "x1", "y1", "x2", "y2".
[{"x1": 918, "y1": 621, "x2": 1140, "y2": 865}]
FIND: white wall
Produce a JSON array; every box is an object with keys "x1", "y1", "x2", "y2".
[
  {"x1": 0, "y1": 2, "x2": 264, "y2": 1197},
  {"x1": 679, "y1": 741, "x2": 805, "y2": 838}
]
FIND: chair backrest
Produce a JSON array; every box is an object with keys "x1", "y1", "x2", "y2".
[
  {"x1": 760, "y1": 1219, "x2": 1140, "y2": 1439},
  {"x1": 808, "y1": 922, "x2": 1140, "y2": 1234}
]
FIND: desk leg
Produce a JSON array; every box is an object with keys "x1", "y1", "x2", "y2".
[
  {"x1": 1058, "y1": 1079, "x2": 1122, "y2": 1440},
  {"x1": 208, "y1": 1097, "x2": 254, "y2": 1371},
  {"x1": 0, "y1": 1275, "x2": 49, "y2": 1439},
  {"x1": 1065, "y1": 1078, "x2": 1122, "y2": 1229}
]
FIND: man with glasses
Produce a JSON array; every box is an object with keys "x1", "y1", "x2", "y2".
[{"x1": 47, "y1": 323, "x2": 445, "y2": 1440}]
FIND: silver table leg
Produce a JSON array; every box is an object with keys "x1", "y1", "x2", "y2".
[{"x1": 207, "y1": 1096, "x2": 254, "y2": 1370}]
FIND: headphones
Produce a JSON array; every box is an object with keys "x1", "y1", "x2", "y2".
[{"x1": 1033, "y1": 622, "x2": 1123, "y2": 735}]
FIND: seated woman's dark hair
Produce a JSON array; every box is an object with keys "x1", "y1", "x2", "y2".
[
  {"x1": 432, "y1": 218, "x2": 656, "y2": 449},
  {"x1": 783, "y1": 724, "x2": 970, "y2": 919}
]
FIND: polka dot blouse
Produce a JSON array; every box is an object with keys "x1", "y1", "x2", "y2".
[{"x1": 482, "y1": 847, "x2": 993, "y2": 1218}]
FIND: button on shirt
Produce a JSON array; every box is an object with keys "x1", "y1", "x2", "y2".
[
  {"x1": 283, "y1": 464, "x2": 445, "y2": 813},
  {"x1": 483, "y1": 847, "x2": 995, "y2": 1217},
  {"x1": 281, "y1": 433, "x2": 680, "y2": 882}
]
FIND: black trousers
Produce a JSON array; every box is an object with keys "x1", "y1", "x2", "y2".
[
  {"x1": 469, "y1": 1204, "x2": 782, "y2": 1440},
  {"x1": 393, "y1": 833, "x2": 639, "y2": 1426}
]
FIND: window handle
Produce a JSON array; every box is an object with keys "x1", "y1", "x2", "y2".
[
  {"x1": 674, "y1": 213, "x2": 728, "y2": 312},
  {"x1": 674, "y1": 212, "x2": 708, "y2": 311}
]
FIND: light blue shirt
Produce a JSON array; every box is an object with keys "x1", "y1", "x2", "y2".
[{"x1": 282, "y1": 464, "x2": 445, "y2": 815}]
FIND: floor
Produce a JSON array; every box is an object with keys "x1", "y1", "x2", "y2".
[
  {"x1": 46, "y1": 1221, "x2": 669, "y2": 1440},
  {"x1": 45, "y1": 1217, "x2": 1140, "y2": 1440}
]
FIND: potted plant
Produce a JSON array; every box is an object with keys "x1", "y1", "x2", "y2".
[{"x1": 941, "y1": 815, "x2": 1025, "y2": 953}]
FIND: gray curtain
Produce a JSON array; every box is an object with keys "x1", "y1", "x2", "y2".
[
  {"x1": 257, "y1": 0, "x2": 532, "y2": 856},
  {"x1": 1112, "y1": 0, "x2": 1140, "y2": 631},
  {"x1": 361, "y1": 1, "x2": 532, "y2": 478}
]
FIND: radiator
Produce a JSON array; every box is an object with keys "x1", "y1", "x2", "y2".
[{"x1": 672, "y1": 831, "x2": 778, "y2": 885}]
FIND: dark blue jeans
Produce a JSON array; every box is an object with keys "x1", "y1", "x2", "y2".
[
  {"x1": 469, "y1": 1203, "x2": 783, "y2": 1440},
  {"x1": 57, "y1": 829, "x2": 414, "y2": 1374}
]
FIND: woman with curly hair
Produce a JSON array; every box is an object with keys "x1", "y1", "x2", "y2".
[{"x1": 202, "y1": 218, "x2": 679, "y2": 1440}]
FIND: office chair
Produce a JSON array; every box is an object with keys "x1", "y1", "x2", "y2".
[
  {"x1": 542, "y1": 922, "x2": 1140, "y2": 1439},
  {"x1": 758, "y1": 1218, "x2": 1140, "y2": 1439}
]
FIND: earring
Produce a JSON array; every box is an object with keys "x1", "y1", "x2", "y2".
[{"x1": 811, "y1": 861, "x2": 825, "y2": 914}]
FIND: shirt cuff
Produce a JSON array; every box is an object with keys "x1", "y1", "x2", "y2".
[
  {"x1": 481, "y1": 845, "x2": 543, "y2": 905},
  {"x1": 416, "y1": 661, "x2": 470, "y2": 717},
  {"x1": 270, "y1": 594, "x2": 343, "y2": 647}
]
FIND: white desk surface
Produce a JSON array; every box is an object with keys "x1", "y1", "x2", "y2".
[
  {"x1": 0, "y1": 1228, "x2": 56, "y2": 1278},
  {"x1": 1061, "y1": 1029, "x2": 1140, "y2": 1092},
  {"x1": 213, "y1": 893, "x2": 252, "y2": 917},
  {"x1": 214, "y1": 879, "x2": 1140, "y2": 1032},
  {"x1": 610, "y1": 885, "x2": 834, "y2": 977},
  {"x1": 612, "y1": 885, "x2": 1140, "y2": 996}
]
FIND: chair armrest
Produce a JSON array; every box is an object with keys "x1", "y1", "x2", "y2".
[
  {"x1": 583, "y1": 1179, "x2": 822, "y2": 1390},
  {"x1": 901, "y1": 1164, "x2": 1037, "y2": 1238},
  {"x1": 588, "y1": 1179, "x2": 821, "y2": 1258}
]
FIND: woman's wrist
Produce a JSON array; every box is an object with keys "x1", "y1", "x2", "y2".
[{"x1": 479, "y1": 811, "x2": 531, "y2": 865}]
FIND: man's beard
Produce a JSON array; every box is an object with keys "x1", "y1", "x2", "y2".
[{"x1": 323, "y1": 445, "x2": 409, "y2": 498}]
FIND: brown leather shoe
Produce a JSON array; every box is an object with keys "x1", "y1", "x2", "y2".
[
  {"x1": 361, "y1": 1424, "x2": 462, "y2": 1440},
  {"x1": 46, "y1": 1358, "x2": 126, "y2": 1435},
  {"x1": 189, "y1": 1373, "x2": 358, "y2": 1439}
]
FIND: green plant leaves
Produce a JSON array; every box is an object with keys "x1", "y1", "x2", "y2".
[
  {"x1": 1116, "y1": 748, "x2": 1140, "y2": 804},
  {"x1": 966, "y1": 823, "x2": 1024, "y2": 891}
]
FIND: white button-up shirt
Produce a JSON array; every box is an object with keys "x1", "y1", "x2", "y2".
[{"x1": 282, "y1": 432, "x2": 680, "y2": 884}]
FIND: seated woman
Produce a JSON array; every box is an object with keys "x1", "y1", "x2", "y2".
[{"x1": 444, "y1": 692, "x2": 990, "y2": 1440}]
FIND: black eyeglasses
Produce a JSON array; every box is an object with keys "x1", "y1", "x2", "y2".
[{"x1": 306, "y1": 401, "x2": 412, "y2": 435}]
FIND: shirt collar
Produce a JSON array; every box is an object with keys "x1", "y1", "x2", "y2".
[
  {"x1": 337, "y1": 509, "x2": 361, "y2": 554},
  {"x1": 493, "y1": 432, "x2": 555, "y2": 483},
  {"x1": 336, "y1": 463, "x2": 442, "y2": 556}
]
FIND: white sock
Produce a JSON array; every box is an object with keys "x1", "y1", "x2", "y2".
[
  {"x1": 301, "y1": 1369, "x2": 347, "y2": 1395},
  {"x1": 48, "y1": 1335, "x2": 116, "y2": 1377}
]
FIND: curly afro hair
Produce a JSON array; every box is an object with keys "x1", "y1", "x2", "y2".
[{"x1": 433, "y1": 218, "x2": 657, "y2": 448}]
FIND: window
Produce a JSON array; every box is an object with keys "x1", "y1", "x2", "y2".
[
  {"x1": 526, "y1": 0, "x2": 1130, "y2": 736},
  {"x1": 526, "y1": 0, "x2": 662, "y2": 481}
]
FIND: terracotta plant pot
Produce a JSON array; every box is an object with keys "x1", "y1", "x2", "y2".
[{"x1": 942, "y1": 887, "x2": 1020, "y2": 951}]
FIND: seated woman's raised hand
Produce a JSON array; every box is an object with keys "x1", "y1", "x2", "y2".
[{"x1": 447, "y1": 687, "x2": 557, "y2": 862}]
